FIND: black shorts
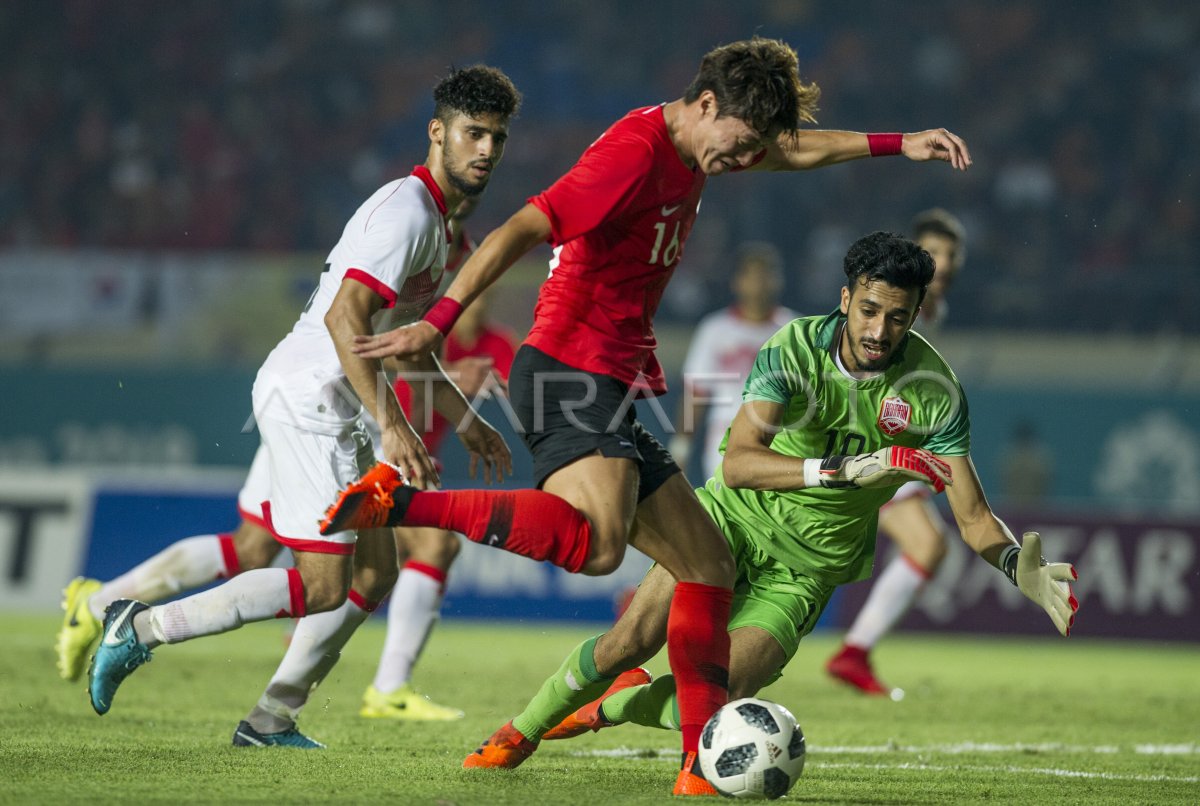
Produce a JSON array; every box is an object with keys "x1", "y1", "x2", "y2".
[{"x1": 509, "y1": 344, "x2": 680, "y2": 502}]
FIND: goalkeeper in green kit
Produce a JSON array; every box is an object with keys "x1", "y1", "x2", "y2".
[{"x1": 463, "y1": 231, "x2": 1078, "y2": 771}]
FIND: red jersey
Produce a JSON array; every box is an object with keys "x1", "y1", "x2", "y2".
[
  {"x1": 526, "y1": 105, "x2": 706, "y2": 396},
  {"x1": 393, "y1": 321, "x2": 518, "y2": 455}
]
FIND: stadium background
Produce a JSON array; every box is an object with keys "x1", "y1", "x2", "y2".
[{"x1": 1, "y1": 0, "x2": 1198, "y2": 644}]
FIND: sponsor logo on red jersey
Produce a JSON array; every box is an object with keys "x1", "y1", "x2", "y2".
[{"x1": 878, "y1": 396, "x2": 912, "y2": 436}]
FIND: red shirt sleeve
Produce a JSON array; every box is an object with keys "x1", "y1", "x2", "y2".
[{"x1": 529, "y1": 126, "x2": 657, "y2": 244}]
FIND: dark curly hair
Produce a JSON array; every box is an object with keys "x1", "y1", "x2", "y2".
[
  {"x1": 433, "y1": 65, "x2": 522, "y2": 124},
  {"x1": 843, "y1": 231, "x2": 935, "y2": 305},
  {"x1": 683, "y1": 37, "x2": 820, "y2": 137}
]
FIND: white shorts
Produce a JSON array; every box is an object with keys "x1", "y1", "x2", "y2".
[
  {"x1": 884, "y1": 479, "x2": 933, "y2": 508},
  {"x1": 255, "y1": 415, "x2": 376, "y2": 555},
  {"x1": 236, "y1": 444, "x2": 276, "y2": 535}
]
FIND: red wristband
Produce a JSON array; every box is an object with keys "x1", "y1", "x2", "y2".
[
  {"x1": 867, "y1": 133, "x2": 903, "y2": 157},
  {"x1": 423, "y1": 297, "x2": 464, "y2": 336}
]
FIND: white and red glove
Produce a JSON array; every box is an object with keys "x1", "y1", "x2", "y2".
[
  {"x1": 804, "y1": 446, "x2": 952, "y2": 493},
  {"x1": 999, "y1": 531, "x2": 1079, "y2": 636}
]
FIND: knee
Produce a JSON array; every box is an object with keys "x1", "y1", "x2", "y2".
[
  {"x1": 354, "y1": 565, "x2": 399, "y2": 603},
  {"x1": 301, "y1": 573, "x2": 349, "y2": 614},
  {"x1": 413, "y1": 531, "x2": 460, "y2": 569},
  {"x1": 581, "y1": 538, "x2": 627, "y2": 576},
  {"x1": 233, "y1": 527, "x2": 280, "y2": 571},
  {"x1": 909, "y1": 531, "x2": 948, "y2": 573},
  {"x1": 926, "y1": 536, "x2": 948, "y2": 571}
]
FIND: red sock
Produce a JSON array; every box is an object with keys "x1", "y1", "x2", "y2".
[
  {"x1": 402, "y1": 489, "x2": 592, "y2": 573},
  {"x1": 668, "y1": 581, "x2": 733, "y2": 753}
]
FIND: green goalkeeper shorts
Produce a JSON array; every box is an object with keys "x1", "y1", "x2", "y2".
[{"x1": 697, "y1": 487, "x2": 836, "y2": 664}]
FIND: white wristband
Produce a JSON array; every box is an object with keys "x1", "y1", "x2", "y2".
[{"x1": 802, "y1": 458, "x2": 824, "y2": 489}]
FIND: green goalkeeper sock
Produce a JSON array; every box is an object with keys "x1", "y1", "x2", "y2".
[
  {"x1": 511, "y1": 635, "x2": 612, "y2": 741},
  {"x1": 599, "y1": 673, "x2": 680, "y2": 731}
]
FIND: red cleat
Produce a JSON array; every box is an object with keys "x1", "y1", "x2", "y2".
[
  {"x1": 320, "y1": 462, "x2": 409, "y2": 535},
  {"x1": 462, "y1": 720, "x2": 538, "y2": 769},
  {"x1": 542, "y1": 667, "x2": 652, "y2": 740},
  {"x1": 673, "y1": 750, "x2": 719, "y2": 796},
  {"x1": 826, "y1": 644, "x2": 889, "y2": 695}
]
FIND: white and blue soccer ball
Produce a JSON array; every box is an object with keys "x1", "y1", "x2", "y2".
[{"x1": 697, "y1": 698, "x2": 806, "y2": 799}]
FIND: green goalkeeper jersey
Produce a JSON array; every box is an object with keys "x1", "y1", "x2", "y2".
[{"x1": 702, "y1": 310, "x2": 971, "y2": 585}]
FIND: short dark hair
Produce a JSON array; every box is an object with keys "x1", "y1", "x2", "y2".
[
  {"x1": 843, "y1": 231, "x2": 935, "y2": 306},
  {"x1": 683, "y1": 37, "x2": 820, "y2": 137},
  {"x1": 433, "y1": 65, "x2": 522, "y2": 124}
]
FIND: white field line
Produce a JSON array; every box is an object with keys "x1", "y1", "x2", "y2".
[
  {"x1": 569, "y1": 747, "x2": 1200, "y2": 785},
  {"x1": 814, "y1": 762, "x2": 1199, "y2": 785},
  {"x1": 572, "y1": 742, "x2": 1199, "y2": 759}
]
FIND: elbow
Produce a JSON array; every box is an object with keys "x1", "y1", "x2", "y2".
[{"x1": 720, "y1": 454, "x2": 753, "y2": 489}]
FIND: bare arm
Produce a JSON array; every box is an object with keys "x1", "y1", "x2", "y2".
[
  {"x1": 942, "y1": 452, "x2": 1079, "y2": 635},
  {"x1": 720, "y1": 400, "x2": 807, "y2": 490},
  {"x1": 753, "y1": 128, "x2": 972, "y2": 172},
  {"x1": 941, "y1": 453, "x2": 1018, "y2": 566},
  {"x1": 326, "y1": 280, "x2": 440, "y2": 487}
]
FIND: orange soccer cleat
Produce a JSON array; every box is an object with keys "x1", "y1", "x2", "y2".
[
  {"x1": 319, "y1": 462, "x2": 409, "y2": 535},
  {"x1": 542, "y1": 667, "x2": 652, "y2": 740},
  {"x1": 462, "y1": 720, "x2": 538, "y2": 770},
  {"x1": 673, "y1": 750, "x2": 719, "y2": 797}
]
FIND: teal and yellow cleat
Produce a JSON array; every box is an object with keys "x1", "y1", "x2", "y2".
[
  {"x1": 232, "y1": 720, "x2": 326, "y2": 749},
  {"x1": 56, "y1": 577, "x2": 102, "y2": 681},
  {"x1": 87, "y1": 599, "x2": 153, "y2": 715},
  {"x1": 360, "y1": 684, "x2": 465, "y2": 721}
]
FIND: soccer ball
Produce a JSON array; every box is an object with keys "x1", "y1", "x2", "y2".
[{"x1": 697, "y1": 698, "x2": 806, "y2": 799}]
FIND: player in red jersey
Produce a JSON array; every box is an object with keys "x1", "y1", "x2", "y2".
[{"x1": 324, "y1": 38, "x2": 970, "y2": 794}]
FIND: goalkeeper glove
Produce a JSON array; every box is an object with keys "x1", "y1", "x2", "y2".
[
  {"x1": 803, "y1": 446, "x2": 952, "y2": 492},
  {"x1": 999, "y1": 531, "x2": 1079, "y2": 636}
]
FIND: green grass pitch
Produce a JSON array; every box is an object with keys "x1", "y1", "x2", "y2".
[{"x1": 3, "y1": 614, "x2": 1197, "y2": 804}]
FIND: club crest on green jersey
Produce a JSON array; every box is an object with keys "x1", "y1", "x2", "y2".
[{"x1": 878, "y1": 396, "x2": 912, "y2": 436}]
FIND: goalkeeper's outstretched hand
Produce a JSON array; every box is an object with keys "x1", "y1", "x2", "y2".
[
  {"x1": 812, "y1": 446, "x2": 952, "y2": 493},
  {"x1": 1015, "y1": 531, "x2": 1079, "y2": 636}
]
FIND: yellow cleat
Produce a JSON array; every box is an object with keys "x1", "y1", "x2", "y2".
[
  {"x1": 56, "y1": 577, "x2": 102, "y2": 681},
  {"x1": 360, "y1": 684, "x2": 465, "y2": 721}
]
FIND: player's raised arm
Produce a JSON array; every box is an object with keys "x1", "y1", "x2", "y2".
[
  {"x1": 351, "y1": 204, "x2": 551, "y2": 361},
  {"x1": 753, "y1": 127, "x2": 972, "y2": 172},
  {"x1": 941, "y1": 453, "x2": 1079, "y2": 636}
]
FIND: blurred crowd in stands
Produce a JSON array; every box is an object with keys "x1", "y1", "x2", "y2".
[{"x1": 2, "y1": 1, "x2": 1196, "y2": 332}]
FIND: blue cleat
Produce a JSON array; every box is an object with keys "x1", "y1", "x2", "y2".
[
  {"x1": 87, "y1": 599, "x2": 153, "y2": 715},
  {"x1": 232, "y1": 720, "x2": 326, "y2": 749}
]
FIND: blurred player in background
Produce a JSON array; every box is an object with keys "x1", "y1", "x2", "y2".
[
  {"x1": 324, "y1": 37, "x2": 970, "y2": 795},
  {"x1": 826, "y1": 208, "x2": 968, "y2": 696},
  {"x1": 364, "y1": 290, "x2": 517, "y2": 719},
  {"x1": 504, "y1": 232, "x2": 1076, "y2": 769},
  {"x1": 85, "y1": 67, "x2": 520, "y2": 748},
  {"x1": 673, "y1": 241, "x2": 798, "y2": 480}
]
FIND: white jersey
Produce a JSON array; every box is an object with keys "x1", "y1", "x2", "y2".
[
  {"x1": 682, "y1": 305, "x2": 798, "y2": 478},
  {"x1": 255, "y1": 167, "x2": 450, "y2": 435}
]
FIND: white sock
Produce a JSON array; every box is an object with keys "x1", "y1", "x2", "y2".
[
  {"x1": 89, "y1": 534, "x2": 235, "y2": 620},
  {"x1": 247, "y1": 596, "x2": 371, "y2": 733},
  {"x1": 843, "y1": 554, "x2": 929, "y2": 650},
  {"x1": 136, "y1": 567, "x2": 296, "y2": 647},
  {"x1": 372, "y1": 564, "x2": 445, "y2": 694}
]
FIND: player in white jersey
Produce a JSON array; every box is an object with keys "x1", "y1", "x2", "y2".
[
  {"x1": 674, "y1": 242, "x2": 797, "y2": 480},
  {"x1": 86, "y1": 67, "x2": 522, "y2": 746},
  {"x1": 826, "y1": 208, "x2": 968, "y2": 695}
]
